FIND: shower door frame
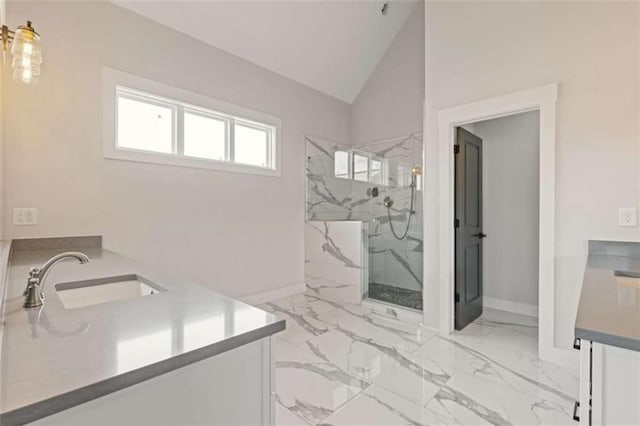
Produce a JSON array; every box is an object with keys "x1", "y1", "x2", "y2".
[{"x1": 435, "y1": 84, "x2": 575, "y2": 368}]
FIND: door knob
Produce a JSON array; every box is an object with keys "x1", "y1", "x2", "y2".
[{"x1": 474, "y1": 232, "x2": 487, "y2": 239}]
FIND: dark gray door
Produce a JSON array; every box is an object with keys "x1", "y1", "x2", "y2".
[{"x1": 454, "y1": 127, "x2": 485, "y2": 330}]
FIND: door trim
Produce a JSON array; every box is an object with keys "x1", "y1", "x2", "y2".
[{"x1": 436, "y1": 84, "x2": 575, "y2": 367}]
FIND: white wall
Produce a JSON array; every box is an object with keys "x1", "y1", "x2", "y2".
[
  {"x1": 473, "y1": 111, "x2": 540, "y2": 312},
  {"x1": 350, "y1": 1, "x2": 424, "y2": 144},
  {"x1": 3, "y1": 1, "x2": 350, "y2": 298},
  {"x1": 424, "y1": 1, "x2": 640, "y2": 348}
]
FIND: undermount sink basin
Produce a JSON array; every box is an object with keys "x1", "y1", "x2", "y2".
[
  {"x1": 55, "y1": 274, "x2": 166, "y2": 309},
  {"x1": 614, "y1": 270, "x2": 640, "y2": 289}
]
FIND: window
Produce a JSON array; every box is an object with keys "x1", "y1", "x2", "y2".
[
  {"x1": 334, "y1": 149, "x2": 387, "y2": 185},
  {"x1": 117, "y1": 93, "x2": 175, "y2": 154},
  {"x1": 234, "y1": 122, "x2": 271, "y2": 167},
  {"x1": 103, "y1": 68, "x2": 281, "y2": 176},
  {"x1": 370, "y1": 159, "x2": 383, "y2": 185},
  {"x1": 334, "y1": 150, "x2": 350, "y2": 179},
  {"x1": 183, "y1": 110, "x2": 226, "y2": 161}
]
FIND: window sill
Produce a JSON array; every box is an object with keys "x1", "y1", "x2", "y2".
[{"x1": 104, "y1": 146, "x2": 281, "y2": 177}]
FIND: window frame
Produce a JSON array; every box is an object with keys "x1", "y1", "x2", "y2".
[
  {"x1": 103, "y1": 67, "x2": 282, "y2": 177},
  {"x1": 334, "y1": 149, "x2": 388, "y2": 185}
]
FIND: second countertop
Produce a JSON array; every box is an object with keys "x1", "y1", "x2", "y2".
[{"x1": 574, "y1": 240, "x2": 640, "y2": 352}]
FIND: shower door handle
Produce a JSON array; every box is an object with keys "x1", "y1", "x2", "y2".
[{"x1": 473, "y1": 232, "x2": 487, "y2": 239}]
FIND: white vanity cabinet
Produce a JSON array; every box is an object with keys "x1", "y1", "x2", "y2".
[
  {"x1": 577, "y1": 339, "x2": 640, "y2": 426},
  {"x1": 29, "y1": 337, "x2": 275, "y2": 426}
]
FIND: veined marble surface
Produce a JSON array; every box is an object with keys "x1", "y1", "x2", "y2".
[
  {"x1": 305, "y1": 135, "x2": 423, "y2": 296},
  {"x1": 257, "y1": 293, "x2": 579, "y2": 426},
  {"x1": 305, "y1": 221, "x2": 365, "y2": 305}
]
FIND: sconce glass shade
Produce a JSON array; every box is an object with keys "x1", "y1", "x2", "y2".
[{"x1": 10, "y1": 23, "x2": 42, "y2": 84}]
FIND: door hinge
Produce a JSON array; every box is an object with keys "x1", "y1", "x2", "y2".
[
  {"x1": 455, "y1": 293, "x2": 460, "y2": 303},
  {"x1": 572, "y1": 401, "x2": 580, "y2": 422},
  {"x1": 454, "y1": 218, "x2": 460, "y2": 228},
  {"x1": 454, "y1": 145, "x2": 460, "y2": 154}
]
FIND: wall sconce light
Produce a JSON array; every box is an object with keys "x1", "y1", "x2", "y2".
[{"x1": 2, "y1": 21, "x2": 42, "y2": 84}]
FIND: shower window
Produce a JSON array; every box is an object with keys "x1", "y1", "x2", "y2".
[
  {"x1": 353, "y1": 154, "x2": 369, "y2": 182},
  {"x1": 334, "y1": 150, "x2": 351, "y2": 179},
  {"x1": 370, "y1": 159, "x2": 383, "y2": 184},
  {"x1": 333, "y1": 149, "x2": 387, "y2": 185}
]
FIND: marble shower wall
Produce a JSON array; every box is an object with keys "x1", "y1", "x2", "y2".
[
  {"x1": 305, "y1": 135, "x2": 423, "y2": 296},
  {"x1": 305, "y1": 221, "x2": 367, "y2": 304}
]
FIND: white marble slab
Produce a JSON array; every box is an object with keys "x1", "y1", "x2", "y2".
[
  {"x1": 268, "y1": 294, "x2": 579, "y2": 426},
  {"x1": 320, "y1": 385, "x2": 443, "y2": 426},
  {"x1": 259, "y1": 294, "x2": 335, "y2": 346},
  {"x1": 274, "y1": 339, "x2": 369, "y2": 425},
  {"x1": 305, "y1": 261, "x2": 362, "y2": 305},
  {"x1": 305, "y1": 221, "x2": 364, "y2": 305},
  {"x1": 305, "y1": 221, "x2": 363, "y2": 268}
]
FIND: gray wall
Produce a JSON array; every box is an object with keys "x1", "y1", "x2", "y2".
[
  {"x1": 474, "y1": 111, "x2": 540, "y2": 310},
  {"x1": 3, "y1": 1, "x2": 350, "y2": 298},
  {"x1": 350, "y1": 1, "x2": 424, "y2": 145}
]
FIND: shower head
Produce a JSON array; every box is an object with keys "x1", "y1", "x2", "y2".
[{"x1": 383, "y1": 196, "x2": 394, "y2": 208}]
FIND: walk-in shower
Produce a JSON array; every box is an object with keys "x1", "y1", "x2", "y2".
[{"x1": 305, "y1": 134, "x2": 423, "y2": 311}]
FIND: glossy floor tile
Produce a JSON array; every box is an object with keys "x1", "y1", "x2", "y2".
[
  {"x1": 258, "y1": 294, "x2": 335, "y2": 346},
  {"x1": 262, "y1": 293, "x2": 578, "y2": 425},
  {"x1": 274, "y1": 339, "x2": 370, "y2": 425},
  {"x1": 320, "y1": 385, "x2": 444, "y2": 426}
]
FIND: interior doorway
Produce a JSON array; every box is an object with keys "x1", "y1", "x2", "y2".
[
  {"x1": 453, "y1": 112, "x2": 540, "y2": 331},
  {"x1": 435, "y1": 84, "x2": 578, "y2": 367}
]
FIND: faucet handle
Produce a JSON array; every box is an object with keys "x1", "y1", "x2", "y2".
[
  {"x1": 28, "y1": 267, "x2": 41, "y2": 278},
  {"x1": 24, "y1": 268, "x2": 41, "y2": 296}
]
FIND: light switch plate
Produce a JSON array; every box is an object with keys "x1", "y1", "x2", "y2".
[
  {"x1": 618, "y1": 207, "x2": 638, "y2": 227},
  {"x1": 13, "y1": 208, "x2": 38, "y2": 226}
]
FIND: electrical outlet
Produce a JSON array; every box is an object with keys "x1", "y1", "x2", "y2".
[
  {"x1": 13, "y1": 208, "x2": 38, "y2": 226},
  {"x1": 618, "y1": 207, "x2": 638, "y2": 227}
]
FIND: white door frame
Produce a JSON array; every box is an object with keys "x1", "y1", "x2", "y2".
[{"x1": 437, "y1": 84, "x2": 574, "y2": 366}]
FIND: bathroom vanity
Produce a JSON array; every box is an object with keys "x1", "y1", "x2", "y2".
[
  {"x1": 574, "y1": 241, "x2": 640, "y2": 426},
  {"x1": 0, "y1": 237, "x2": 284, "y2": 425}
]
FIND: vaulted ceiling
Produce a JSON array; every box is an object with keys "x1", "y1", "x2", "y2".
[{"x1": 113, "y1": 0, "x2": 418, "y2": 103}]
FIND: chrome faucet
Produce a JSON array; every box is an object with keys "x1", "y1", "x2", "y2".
[{"x1": 23, "y1": 252, "x2": 90, "y2": 308}]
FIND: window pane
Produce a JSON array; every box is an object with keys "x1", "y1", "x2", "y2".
[
  {"x1": 184, "y1": 112, "x2": 226, "y2": 161},
  {"x1": 334, "y1": 150, "x2": 350, "y2": 178},
  {"x1": 117, "y1": 95, "x2": 174, "y2": 153},
  {"x1": 353, "y1": 154, "x2": 368, "y2": 182},
  {"x1": 234, "y1": 123, "x2": 269, "y2": 167},
  {"x1": 370, "y1": 159, "x2": 382, "y2": 184}
]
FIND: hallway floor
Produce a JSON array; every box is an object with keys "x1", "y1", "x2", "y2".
[{"x1": 258, "y1": 293, "x2": 578, "y2": 426}]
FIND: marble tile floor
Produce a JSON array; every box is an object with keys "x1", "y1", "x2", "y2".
[{"x1": 257, "y1": 293, "x2": 579, "y2": 426}]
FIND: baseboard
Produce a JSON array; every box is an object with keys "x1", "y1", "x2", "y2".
[
  {"x1": 540, "y1": 345, "x2": 579, "y2": 369},
  {"x1": 239, "y1": 282, "x2": 306, "y2": 306},
  {"x1": 483, "y1": 296, "x2": 538, "y2": 318}
]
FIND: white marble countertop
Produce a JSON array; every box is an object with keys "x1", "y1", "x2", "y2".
[{"x1": 0, "y1": 243, "x2": 284, "y2": 424}]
